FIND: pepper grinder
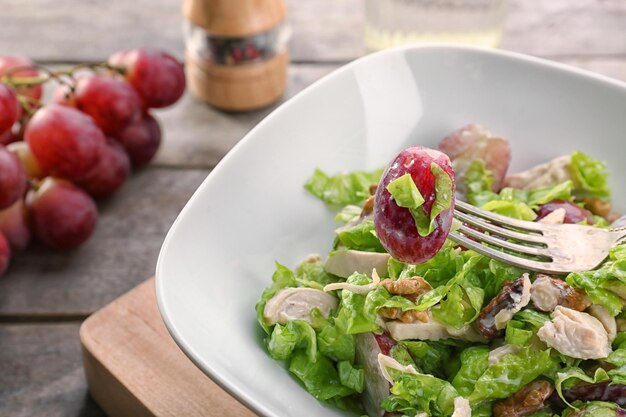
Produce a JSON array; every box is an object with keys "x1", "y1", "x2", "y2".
[{"x1": 183, "y1": 0, "x2": 289, "y2": 111}]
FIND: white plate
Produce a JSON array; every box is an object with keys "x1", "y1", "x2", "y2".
[{"x1": 156, "y1": 45, "x2": 626, "y2": 417}]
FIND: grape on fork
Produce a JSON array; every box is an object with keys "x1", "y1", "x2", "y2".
[{"x1": 449, "y1": 200, "x2": 626, "y2": 274}]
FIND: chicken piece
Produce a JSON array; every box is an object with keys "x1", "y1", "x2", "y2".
[
  {"x1": 356, "y1": 333, "x2": 393, "y2": 417},
  {"x1": 537, "y1": 306, "x2": 611, "y2": 359},
  {"x1": 263, "y1": 287, "x2": 338, "y2": 325},
  {"x1": 451, "y1": 397, "x2": 472, "y2": 417},
  {"x1": 324, "y1": 250, "x2": 390, "y2": 278},
  {"x1": 477, "y1": 274, "x2": 532, "y2": 339},
  {"x1": 493, "y1": 380, "x2": 554, "y2": 417},
  {"x1": 530, "y1": 275, "x2": 590, "y2": 312},
  {"x1": 386, "y1": 314, "x2": 486, "y2": 343},
  {"x1": 504, "y1": 155, "x2": 571, "y2": 190},
  {"x1": 438, "y1": 124, "x2": 511, "y2": 192},
  {"x1": 587, "y1": 304, "x2": 617, "y2": 342}
]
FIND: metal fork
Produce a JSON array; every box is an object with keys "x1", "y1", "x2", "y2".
[{"x1": 448, "y1": 200, "x2": 626, "y2": 274}]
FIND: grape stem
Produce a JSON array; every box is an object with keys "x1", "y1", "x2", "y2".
[{"x1": 1, "y1": 62, "x2": 124, "y2": 88}]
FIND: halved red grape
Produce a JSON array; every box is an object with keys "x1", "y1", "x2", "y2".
[
  {"x1": 0, "y1": 199, "x2": 30, "y2": 251},
  {"x1": 0, "y1": 56, "x2": 42, "y2": 101},
  {"x1": 25, "y1": 104, "x2": 106, "y2": 181},
  {"x1": 0, "y1": 145, "x2": 27, "y2": 210},
  {"x1": 108, "y1": 49, "x2": 185, "y2": 108},
  {"x1": 0, "y1": 231, "x2": 10, "y2": 275},
  {"x1": 115, "y1": 112, "x2": 161, "y2": 167},
  {"x1": 53, "y1": 75, "x2": 142, "y2": 135},
  {"x1": 78, "y1": 138, "x2": 130, "y2": 198},
  {"x1": 6, "y1": 141, "x2": 46, "y2": 179},
  {"x1": 374, "y1": 147, "x2": 455, "y2": 264},
  {"x1": 536, "y1": 200, "x2": 594, "y2": 224},
  {"x1": 0, "y1": 84, "x2": 20, "y2": 135},
  {"x1": 26, "y1": 177, "x2": 98, "y2": 250}
]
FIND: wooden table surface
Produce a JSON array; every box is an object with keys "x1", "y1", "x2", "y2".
[{"x1": 1, "y1": 1, "x2": 626, "y2": 415}]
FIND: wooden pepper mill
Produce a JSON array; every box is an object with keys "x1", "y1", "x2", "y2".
[{"x1": 182, "y1": 0, "x2": 289, "y2": 111}]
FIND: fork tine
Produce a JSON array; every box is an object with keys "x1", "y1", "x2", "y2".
[
  {"x1": 455, "y1": 200, "x2": 545, "y2": 232},
  {"x1": 456, "y1": 224, "x2": 550, "y2": 258},
  {"x1": 453, "y1": 211, "x2": 546, "y2": 245},
  {"x1": 448, "y1": 231, "x2": 559, "y2": 273}
]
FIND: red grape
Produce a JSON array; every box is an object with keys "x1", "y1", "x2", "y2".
[
  {"x1": 115, "y1": 112, "x2": 161, "y2": 167},
  {"x1": 0, "y1": 84, "x2": 20, "y2": 135},
  {"x1": 0, "y1": 56, "x2": 42, "y2": 101},
  {"x1": 0, "y1": 199, "x2": 30, "y2": 251},
  {"x1": 374, "y1": 147, "x2": 455, "y2": 264},
  {"x1": 78, "y1": 138, "x2": 130, "y2": 198},
  {"x1": 54, "y1": 75, "x2": 142, "y2": 135},
  {"x1": 536, "y1": 200, "x2": 594, "y2": 224},
  {"x1": 26, "y1": 177, "x2": 98, "y2": 250},
  {"x1": 109, "y1": 49, "x2": 185, "y2": 108},
  {"x1": 0, "y1": 231, "x2": 10, "y2": 275},
  {"x1": 0, "y1": 145, "x2": 27, "y2": 210},
  {"x1": 25, "y1": 104, "x2": 106, "y2": 181},
  {"x1": 6, "y1": 141, "x2": 46, "y2": 179}
]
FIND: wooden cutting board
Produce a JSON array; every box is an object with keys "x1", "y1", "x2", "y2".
[{"x1": 80, "y1": 278, "x2": 256, "y2": 417}]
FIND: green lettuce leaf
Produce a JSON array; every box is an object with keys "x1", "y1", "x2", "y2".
[
  {"x1": 505, "y1": 309, "x2": 550, "y2": 346},
  {"x1": 335, "y1": 220, "x2": 385, "y2": 252},
  {"x1": 480, "y1": 199, "x2": 537, "y2": 221},
  {"x1": 386, "y1": 173, "x2": 425, "y2": 209},
  {"x1": 469, "y1": 347, "x2": 555, "y2": 404},
  {"x1": 304, "y1": 167, "x2": 383, "y2": 206},
  {"x1": 402, "y1": 341, "x2": 453, "y2": 380},
  {"x1": 337, "y1": 361, "x2": 364, "y2": 392},
  {"x1": 555, "y1": 367, "x2": 610, "y2": 408},
  {"x1": 381, "y1": 370, "x2": 459, "y2": 417},
  {"x1": 295, "y1": 258, "x2": 338, "y2": 289},
  {"x1": 608, "y1": 365, "x2": 626, "y2": 385},
  {"x1": 451, "y1": 346, "x2": 490, "y2": 397},
  {"x1": 338, "y1": 273, "x2": 380, "y2": 334},
  {"x1": 566, "y1": 245, "x2": 626, "y2": 316},
  {"x1": 464, "y1": 159, "x2": 495, "y2": 206},
  {"x1": 289, "y1": 351, "x2": 356, "y2": 401},
  {"x1": 268, "y1": 320, "x2": 317, "y2": 362},
  {"x1": 562, "y1": 401, "x2": 623, "y2": 417},
  {"x1": 317, "y1": 308, "x2": 356, "y2": 362},
  {"x1": 423, "y1": 162, "x2": 454, "y2": 236},
  {"x1": 569, "y1": 151, "x2": 611, "y2": 200},
  {"x1": 335, "y1": 204, "x2": 362, "y2": 223}
]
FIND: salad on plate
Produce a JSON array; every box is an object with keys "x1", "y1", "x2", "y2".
[{"x1": 256, "y1": 124, "x2": 626, "y2": 417}]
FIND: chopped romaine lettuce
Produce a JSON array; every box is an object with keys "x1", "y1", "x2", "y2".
[
  {"x1": 289, "y1": 351, "x2": 357, "y2": 400},
  {"x1": 335, "y1": 220, "x2": 385, "y2": 252},
  {"x1": 555, "y1": 367, "x2": 610, "y2": 408},
  {"x1": 469, "y1": 347, "x2": 555, "y2": 404},
  {"x1": 402, "y1": 340, "x2": 453, "y2": 380},
  {"x1": 451, "y1": 346, "x2": 490, "y2": 397},
  {"x1": 304, "y1": 167, "x2": 383, "y2": 206},
  {"x1": 562, "y1": 401, "x2": 624, "y2": 417},
  {"x1": 566, "y1": 244, "x2": 626, "y2": 316},
  {"x1": 381, "y1": 369, "x2": 459, "y2": 417},
  {"x1": 570, "y1": 151, "x2": 611, "y2": 200},
  {"x1": 386, "y1": 173, "x2": 425, "y2": 209}
]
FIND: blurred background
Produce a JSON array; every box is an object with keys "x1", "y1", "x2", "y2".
[{"x1": 1, "y1": 0, "x2": 626, "y2": 416}]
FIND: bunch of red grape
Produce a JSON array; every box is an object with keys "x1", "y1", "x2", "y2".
[{"x1": 0, "y1": 49, "x2": 185, "y2": 274}]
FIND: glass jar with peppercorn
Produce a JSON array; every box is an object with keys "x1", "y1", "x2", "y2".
[{"x1": 183, "y1": 0, "x2": 290, "y2": 111}]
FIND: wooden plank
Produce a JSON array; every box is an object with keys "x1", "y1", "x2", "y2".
[
  {"x1": 81, "y1": 278, "x2": 255, "y2": 417},
  {"x1": 0, "y1": 322, "x2": 106, "y2": 417},
  {"x1": 1, "y1": 0, "x2": 626, "y2": 63},
  {"x1": 0, "y1": 168, "x2": 207, "y2": 316}
]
